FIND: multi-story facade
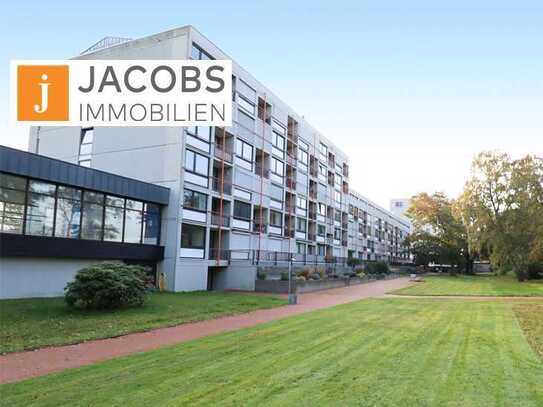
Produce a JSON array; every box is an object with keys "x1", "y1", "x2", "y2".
[
  {"x1": 2, "y1": 25, "x2": 409, "y2": 296},
  {"x1": 390, "y1": 198, "x2": 412, "y2": 220}
]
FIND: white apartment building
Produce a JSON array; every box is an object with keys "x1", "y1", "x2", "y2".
[{"x1": 1, "y1": 26, "x2": 410, "y2": 297}]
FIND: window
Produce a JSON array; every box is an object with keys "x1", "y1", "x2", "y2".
[
  {"x1": 238, "y1": 96, "x2": 255, "y2": 116},
  {"x1": 296, "y1": 196, "x2": 307, "y2": 210},
  {"x1": 319, "y1": 142, "x2": 327, "y2": 156},
  {"x1": 317, "y1": 224, "x2": 326, "y2": 236},
  {"x1": 335, "y1": 190, "x2": 342, "y2": 203},
  {"x1": 235, "y1": 139, "x2": 253, "y2": 162},
  {"x1": 318, "y1": 164, "x2": 327, "y2": 177},
  {"x1": 298, "y1": 139, "x2": 309, "y2": 151},
  {"x1": 272, "y1": 120, "x2": 286, "y2": 135},
  {"x1": 124, "y1": 199, "x2": 143, "y2": 243},
  {"x1": 78, "y1": 128, "x2": 93, "y2": 167},
  {"x1": 234, "y1": 200, "x2": 251, "y2": 220},
  {"x1": 81, "y1": 191, "x2": 104, "y2": 240},
  {"x1": 185, "y1": 149, "x2": 209, "y2": 176},
  {"x1": 103, "y1": 196, "x2": 124, "y2": 242},
  {"x1": 0, "y1": 173, "x2": 26, "y2": 234},
  {"x1": 181, "y1": 223, "x2": 206, "y2": 249},
  {"x1": 186, "y1": 126, "x2": 212, "y2": 142},
  {"x1": 25, "y1": 180, "x2": 56, "y2": 236},
  {"x1": 335, "y1": 211, "x2": 341, "y2": 222},
  {"x1": 318, "y1": 203, "x2": 326, "y2": 216},
  {"x1": 270, "y1": 210, "x2": 282, "y2": 227},
  {"x1": 143, "y1": 203, "x2": 160, "y2": 245},
  {"x1": 296, "y1": 242, "x2": 306, "y2": 255},
  {"x1": 183, "y1": 189, "x2": 207, "y2": 211},
  {"x1": 237, "y1": 79, "x2": 256, "y2": 101},
  {"x1": 271, "y1": 157, "x2": 284, "y2": 176},
  {"x1": 296, "y1": 218, "x2": 306, "y2": 232},
  {"x1": 297, "y1": 149, "x2": 308, "y2": 165},
  {"x1": 55, "y1": 186, "x2": 81, "y2": 239},
  {"x1": 335, "y1": 174, "x2": 342, "y2": 190},
  {"x1": 191, "y1": 43, "x2": 213, "y2": 60},
  {"x1": 317, "y1": 244, "x2": 326, "y2": 256},
  {"x1": 335, "y1": 163, "x2": 342, "y2": 174},
  {"x1": 272, "y1": 131, "x2": 285, "y2": 150},
  {"x1": 334, "y1": 227, "x2": 341, "y2": 240}
]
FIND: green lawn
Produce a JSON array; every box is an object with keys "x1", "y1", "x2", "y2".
[
  {"x1": 2, "y1": 298, "x2": 542, "y2": 406},
  {"x1": 392, "y1": 274, "x2": 543, "y2": 297},
  {"x1": 0, "y1": 291, "x2": 286, "y2": 354}
]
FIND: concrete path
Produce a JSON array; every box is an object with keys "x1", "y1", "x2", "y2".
[{"x1": 0, "y1": 277, "x2": 411, "y2": 385}]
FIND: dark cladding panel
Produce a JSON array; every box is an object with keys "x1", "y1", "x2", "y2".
[{"x1": 0, "y1": 146, "x2": 169, "y2": 204}]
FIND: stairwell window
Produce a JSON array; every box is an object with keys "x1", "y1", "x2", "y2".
[
  {"x1": 78, "y1": 128, "x2": 93, "y2": 167},
  {"x1": 191, "y1": 43, "x2": 213, "y2": 60}
]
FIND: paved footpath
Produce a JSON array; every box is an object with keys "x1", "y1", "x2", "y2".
[{"x1": 0, "y1": 277, "x2": 411, "y2": 385}]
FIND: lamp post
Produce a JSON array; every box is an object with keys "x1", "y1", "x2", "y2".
[{"x1": 288, "y1": 255, "x2": 297, "y2": 304}]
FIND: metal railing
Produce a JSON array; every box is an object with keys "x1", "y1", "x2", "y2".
[
  {"x1": 211, "y1": 212, "x2": 230, "y2": 227},
  {"x1": 212, "y1": 177, "x2": 232, "y2": 195}
]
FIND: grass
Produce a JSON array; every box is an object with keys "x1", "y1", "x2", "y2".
[
  {"x1": 392, "y1": 274, "x2": 543, "y2": 297},
  {"x1": 514, "y1": 303, "x2": 543, "y2": 359},
  {"x1": 2, "y1": 298, "x2": 542, "y2": 406},
  {"x1": 0, "y1": 291, "x2": 286, "y2": 354}
]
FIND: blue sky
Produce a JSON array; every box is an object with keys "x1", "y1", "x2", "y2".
[{"x1": 1, "y1": 0, "x2": 541, "y2": 207}]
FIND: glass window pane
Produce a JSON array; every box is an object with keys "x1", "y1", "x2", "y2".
[
  {"x1": 195, "y1": 154, "x2": 209, "y2": 175},
  {"x1": 104, "y1": 206, "x2": 123, "y2": 242},
  {"x1": 81, "y1": 128, "x2": 94, "y2": 144},
  {"x1": 181, "y1": 224, "x2": 205, "y2": 248},
  {"x1": 143, "y1": 212, "x2": 159, "y2": 245},
  {"x1": 28, "y1": 180, "x2": 55, "y2": 196},
  {"x1": 191, "y1": 45, "x2": 200, "y2": 60},
  {"x1": 124, "y1": 209, "x2": 142, "y2": 243},
  {"x1": 25, "y1": 191, "x2": 55, "y2": 236},
  {"x1": 126, "y1": 199, "x2": 143, "y2": 211},
  {"x1": 81, "y1": 202, "x2": 103, "y2": 240},
  {"x1": 55, "y1": 198, "x2": 81, "y2": 238},
  {"x1": 106, "y1": 195, "x2": 125, "y2": 207},
  {"x1": 79, "y1": 159, "x2": 91, "y2": 167},
  {"x1": 234, "y1": 200, "x2": 251, "y2": 219},
  {"x1": 84, "y1": 191, "x2": 104, "y2": 204},
  {"x1": 198, "y1": 126, "x2": 211, "y2": 141},
  {"x1": 185, "y1": 150, "x2": 195, "y2": 170},
  {"x1": 0, "y1": 174, "x2": 26, "y2": 234},
  {"x1": 79, "y1": 143, "x2": 92, "y2": 155}
]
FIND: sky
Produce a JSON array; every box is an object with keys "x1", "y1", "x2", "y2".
[{"x1": 1, "y1": 0, "x2": 541, "y2": 209}]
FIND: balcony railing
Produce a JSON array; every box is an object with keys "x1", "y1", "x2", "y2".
[
  {"x1": 209, "y1": 248, "x2": 230, "y2": 261},
  {"x1": 286, "y1": 152, "x2": 297, "y2": 166},
  {"x1": 284, "y1": 227, "x2": 295, "y2": 238},
  {"x1": 253, "y1": 220, "x2": 268, "y2": 233},
  {"x1": 212, "y1": 177, "x2": 232, "y2": 195},
  {"x1": 211, "y1": 212, "x2": 230, "y2": 227},
  {"x1": 255, "y1": 166, "x2": 270, "y2": 179},
  {"x1": 286, "y1": 177, "x2": 296, "y2": 189},
  {"x1": 214, "y1": 145, "x2": 233, "y2": 163}
]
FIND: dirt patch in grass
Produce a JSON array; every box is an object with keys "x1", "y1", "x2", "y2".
[{"x1": 513, "y1": 303, "x2": 543, "y2": 359}]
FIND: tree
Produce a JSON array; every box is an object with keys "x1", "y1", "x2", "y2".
[
  {"x1": 406, "y1": 192, "x2": 473, "y2": 273},
  {"x1": 457, "y1": 152, "x2": 543, "y2": 281}
]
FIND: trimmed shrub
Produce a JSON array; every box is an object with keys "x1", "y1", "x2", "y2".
[
  {"x1": 310, "y1": 273, "x2": 321, "y2": 280},
  {"x1": 296, "y1": 269, "x2": 311, "y2": 280},
  {"x1": 280, "y1": 272, "x2": 289, "y2": 281},
  {"x1": 256, "y1": 271, "x2": 267, "y2": 280},
  {"x1": 295, "y1": 275, "x2": 306, "y2": 281},
  {"x1": 366, "y1": 261, "x2": 390, "y2": 275},
  {"x1": 65, "y1": 263, "x2": 147, "y2": 310}
]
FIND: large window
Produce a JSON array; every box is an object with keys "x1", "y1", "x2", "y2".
[
  {"x1": 186, "y1": 126, "x2": 212, "y2": 142},
  {"x1": 318, "y1": 203, "x2": 326, "y2": 216},
  {"x1": 0, "y1": 172, "x2": 161, "y2": 245},
  {"x1": 143, "y1": 203, "x2": 160, "y2": 245},
  {"x1": 319, "y1": 142, "x2": 328, "y2": 156},
  {"x1": 317, "y1": 224, "x2": 326, "y2": 237},
  {"x1": 270, "y1": 210, "x2": 282, "y2": 227},
  {"x1": 0, "y1": 173, "x2": 26, "y2": 234},
  {"x1": 234, "y1": 200, "x2": 251, "y2": 220},
  {"x1": 272, "y1": 132, "x2": 285, "y2": 150},
  {"x1": 185, "y1": 149, "x2": 209, "y2": 176},
  {"x1": 297, "y1": 149, "x2": 308, "y2": 165},
  {"x1": 78, "y1": 128, "x2": 93, "y2": 167},
  {"x1": 25, "y1": 180, "x2": 56, "y2": 236},
  {"x1": 238, "y1": 96, "x2": 256, "y2": 116},
  {"x1": 104, "y1": 195, "x2": 124, "y2": 242},
  {"x1": 183, "y1": 189, "x2": 207, "y2": 211},
  {"x1": 235, "y1": 139, "x2": 253, "y2": 163},
  {"x1": 271, "y1": 157, "x2": 284, "y2": 176},
  {"x1": 296, "y1": 196, "x2": 307, "y2": 210},
  {"x1": 334, "y1": 190, "x2": 342, "y2": 203},
  {"x1": 124, "y1": 200, "x2": 143, "y2": 243},
  {"x1": 296, "y1": 218, "x2": 307, "y2": 232},
  {"x1": 55, "y1": 186, "x2": 81, "y2": 238},
  {"x1": 181, "y1": 223, "x2": 206, "y2": 249},
  {"x1": 81, "y1": 191, "x2": 104, "y2": 240}
]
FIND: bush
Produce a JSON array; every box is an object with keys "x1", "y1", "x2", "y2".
[
  {"x1": 296, "y1": 269, "x2": 311, "y2": 280},
  {"x1": 366, "y1": 261, "x2": 390, "y2": 275},
  {"x1": 310, "y1": 273, "x2": 321, "y2": 280},
  {"x1": 65, "y1": 263, "x2": 147, "y2": 310},
  {"x1": 295, "y1": 275, "x2": 306, "y2": 281},
  {"x1": 280, "y1": 272, "x2": 289, "y2": 281},
  {"x1": 256, "y1": 271, "x2": 267, "y2": 280},
  {"x1": 347, "y1": 257, "x2": 362, "y2": 269}
]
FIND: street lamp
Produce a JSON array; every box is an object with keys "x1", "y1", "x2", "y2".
[{"x1": 288, "y1": 255, "x2": 297, "y2": 304}]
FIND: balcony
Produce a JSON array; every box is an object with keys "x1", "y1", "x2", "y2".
[
  {"x1": 254, "y1": 165, "x2": 270, "y2": 179},
  {"x1": 212, "y1": 177, "x2": 232, "y2": 195},
  {"x1": 253, "y1": 221, "x2": 268, "y2": 233},
  {"x1": 284, "y1": 227, "x2": 295, "y2": 238},
  {"x1": 286, "y1": 177, "x2": 296, "y2": 189},
  {"x1": 209, "y1": 248, "x2": 230, "y2": 261},
  {"x1": 211, "y1": 212, "x2": 230, "y2": 227},
  {"x1": 286, "y1": 152, "x2": 297, "y2": 167},
  {"x1": 214, "y1": 145, "x2": 233, "y2": 163}
]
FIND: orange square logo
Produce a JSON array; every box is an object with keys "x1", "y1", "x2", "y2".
[{"x1": 17, "y1": 65, "x2": 69, "y2": 121}]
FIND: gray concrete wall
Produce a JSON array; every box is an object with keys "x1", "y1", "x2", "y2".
[
  {"x1": 0, "y1": 258, "x2": 116, "y2": 299},
  {"x1": 213, "y1": 264, "x2": 256, "y2": 291}
]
